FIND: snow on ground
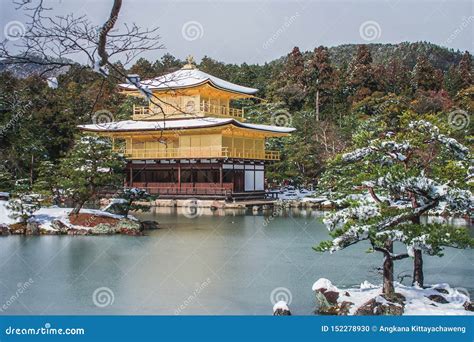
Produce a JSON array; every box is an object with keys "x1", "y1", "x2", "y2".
[
  {"x1": 0, "y1": 200, "x2": 16, "y2": 225},
  {"x1": 313, "y1": 278, "x2": 473, "y2": 315},
  {"x1": 274, "y1": 187, "x2": 316, "y2": 201},
  {"x1": 31, "y1": 206, "x2": 71, "y2": 230},
  {"x1": 0, "y1": 200, "x2": 130, "y2": 231}
]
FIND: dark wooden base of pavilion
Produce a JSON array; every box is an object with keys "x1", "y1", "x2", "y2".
[{"x1": 125, "y1": 159, "x2": 270, "y2": 200}]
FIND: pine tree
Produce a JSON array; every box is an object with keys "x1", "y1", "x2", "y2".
[
  {"x1": 199, "y1": 56, "x2": 230, "y2": 80},
  {"x1": 276, "y1": 47, "x2": 306, "y2": 110},
  {"x1": 411, "y1": 55, "x2": 443, "y2": 91},
  {"x1": 458, "y1": 51, "x2": 473, "y2": 90},
  {"x1": 316, "y1": 116, "x2": 473, "y2": 294},
  {"x1": 129, "y1": 58, "x2": 156, "y2": 79},
  {"x1": 156, "y1": 53, "x2": 183, "y2": 74},
  {"x1": 56, "y1": 135, "x2": 125, "y2": 214},
  {"x1": 105, "y1": 188, "x2": 154, "y2": 218},
  {"x1": 380, "y1": 59, "x2": 411, "y2": 95},
  {"x1": 7, "y1": 179, "x2": 41, "y2": 224},
  {"x1": 32, "y1": 160, "x2": 60, "y2": 203},
  {"x1": 284, "y1": 47, "x2": 305, "y2": 85},
  {"x1": 444, "y1": 65, "x2": 463, "y2": 96},
  {"x1": 305, "y1": 46, "x2": 335, "y2": 121},
  {"x1": 347, "y1": 45, "x2": 379, "y2": 102},
  {"x1": 0, "y1": 163, "x2": 13, "y2": 192}
]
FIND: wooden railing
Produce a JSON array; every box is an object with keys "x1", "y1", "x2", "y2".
[
  {"x1": 130, "y1": 183, "x2": 234, "y2": 196},
  {"x1": 199, "y1": 102, "x2": 244, "y2": 119},
  {"x1": 117, "y1": 146, "x2": 279, "y2": 160},
  {"x1": 132, "y1": 101, "x2": 244, "y2": 120}
]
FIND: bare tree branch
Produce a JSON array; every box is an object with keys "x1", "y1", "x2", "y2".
[{"x1": 1, "y1": 0, "x2": 163, "y2": 72}]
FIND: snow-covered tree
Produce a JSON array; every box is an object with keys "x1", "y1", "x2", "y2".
[
  {"x1": 105, "y1": 188, "x2": 155, "y2": 218},
  {"x1": 316, "y1": 116, "x2": 473, "y2": 295},
  {"x1": 0, "y1": 166, "x2": 13, "y2": 192},
  {"x1": 32, "y1": 160, "x2": 60, "y2": 203},
  {"x1": 7, "y1": 179, "x2": 41, "y2": 223},
  {"x1": 57, "y1": 135, "x2": 125, "y2": 215}
]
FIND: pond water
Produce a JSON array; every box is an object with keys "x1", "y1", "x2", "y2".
[{"x1": 0, "y1": 208, "x2": 472, "y2": 315}]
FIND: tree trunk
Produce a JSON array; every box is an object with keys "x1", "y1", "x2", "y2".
[
  {"x1": 30, "y1": 155, "x2": 34, "y2": 187},
  {"x1": 412, "y1": 249, "x2": 424, "y2": 287},
  {"x1": 382, "y1": 240, "x2": 395, "y2": 295},
  {"x1": 410, "y1": 212, "x2": 424, "y2": 287},
  {"x1": 71, "y1": 200, "x2": 85, "y2": 215},
  {"x1": 124, "y1": 199, "x2": 133, "y2": 218},
  {"x1": 315, "y1": 89, "x2": 320, "y2": 122}
]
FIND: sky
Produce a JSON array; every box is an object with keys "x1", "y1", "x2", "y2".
[{"x1": 1, "y1": 0, "x2": 473, "y2": 66}]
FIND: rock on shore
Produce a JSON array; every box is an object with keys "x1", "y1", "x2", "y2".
[
  {"x1": 312, "y1": 278, "x2": 473, "y2": 316},
  {"x1": 0, "y1": 201, "x2": 158, "y2": 236}
]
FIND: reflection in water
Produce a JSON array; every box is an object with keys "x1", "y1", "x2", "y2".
[
  {"x1": 0, "y1": 208, "x2": 471, "y2": 315},
  {"x1": 155, "y1": 205, "x2": 328, "y2": 219}
]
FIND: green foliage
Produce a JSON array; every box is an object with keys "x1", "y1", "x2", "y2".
[
  {"x1": 56, "y1": 135, "x2": 125, "y2": 214},
  {"x1": 7, "y1": 179, "x2": 41, "y2": 223},
  {"x1": 316, "y1": 117, "x2": 472, "y2": 261},
  {"x1": 0, "y1": 165, "x2": 13, "y2": 192},
  {"x1": 0, "y1": 42, "x2": 472, "y2": 189},
  {"x1": 116, "y1": 188, "x2": 156, "y2": 218},
  {"x1": 32, "y1": 161, "x2": 58, "y2": 202},
  {"x1": 347, "y1": 45, "x2": 379, "y2": 102}
]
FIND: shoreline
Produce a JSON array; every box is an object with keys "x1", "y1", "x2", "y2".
[{"x1": 0, "y1": 201, "x2": 158, "y2": 237}]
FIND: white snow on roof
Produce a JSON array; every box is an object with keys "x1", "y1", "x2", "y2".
[
  {"x1": 119, "y1": 68, "x2": 258, "y2": 95},
  {"x1": 78, "y1": 118, "x2": 295, "y2": 134}
]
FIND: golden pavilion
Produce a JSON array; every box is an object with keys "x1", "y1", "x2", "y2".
[{"x1": 79, "y1": 56, "x2": 295, "y2": 200}]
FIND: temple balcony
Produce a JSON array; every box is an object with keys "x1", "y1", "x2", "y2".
[
  {"x1": 114, "y1": 146, "x2": 280, "y2": 161},
  {"x1": 132, "y1": 101, "x2": 245, "y2": 121}
]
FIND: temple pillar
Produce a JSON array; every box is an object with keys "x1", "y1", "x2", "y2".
[{"x1": 219, "y1": 164, "x2": 223, "y2": 187}]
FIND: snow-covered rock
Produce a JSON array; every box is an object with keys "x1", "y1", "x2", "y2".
[
  {"x1": 312, "y1": 278, "x2": 473, "y2": 316},
  {"x1": 272, "y1": 301, "x2": 291, "y2": 316},
  {"x1": 0, "y1": 200, "x2": 141, "y2": 236},
  {"x1": 312, "y1": 278, "x2": 338, "y2": 292}
]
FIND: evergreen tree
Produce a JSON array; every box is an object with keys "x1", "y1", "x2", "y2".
[
  {"x1": 129, "y1": 58, "x2": 156, "y2": 79},
  {"x1": 199, "y1": 56, "x2": 230, "y2": 80},
  {"x1": 7, "y1": 179, "x2": 41, "y2": 224},
  {"x1": 444, "y1": 65, "x2": 463, "y2": 96},
  {"x1": 56, "y1": 135, "x2": 125, "y2": 214},
  {"x1": 411, "y1": 55, "x2": 443, "y2": 91},
  {"x1": 347, "y1": 45, "x2": 378, "y2": 102},
  {"x1": 157, "y1": 53, "x2": 183, "y2": 73},
  {"x1": 105, "y1": 188, "x2": 155, "y2": 218},
  {"x1": 380, "y1": 59, "x2": 411, "y2": 95},
  {"x1": 284, "y1": 47, "x2": 305, "y2": 85},
  {"x1": 276, "y1": 47, "x2": 306, "y2": 110},
  {"x1": 305, "y1": 46, "x2": 335, "y2": 121},
  {"x1": 316, "y1": 116, "x2": 473, "y2": 294},
  {"x1": 458, "y1": 51, "x2": 473, "y2": 90},
  {"x1": 32, "y1": 160, "x2": 59, "y2": 203},
  {"x1": 0, "y1": 167, "x2": 13, "y2": 192}
]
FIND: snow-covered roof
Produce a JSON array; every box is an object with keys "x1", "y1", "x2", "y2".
[
  {"x1": 78, "y1": 117, "x2": 295, "y2": 134},
  {"x1": 119, "y1": 68, "x2": 258, "y2": 95}
]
